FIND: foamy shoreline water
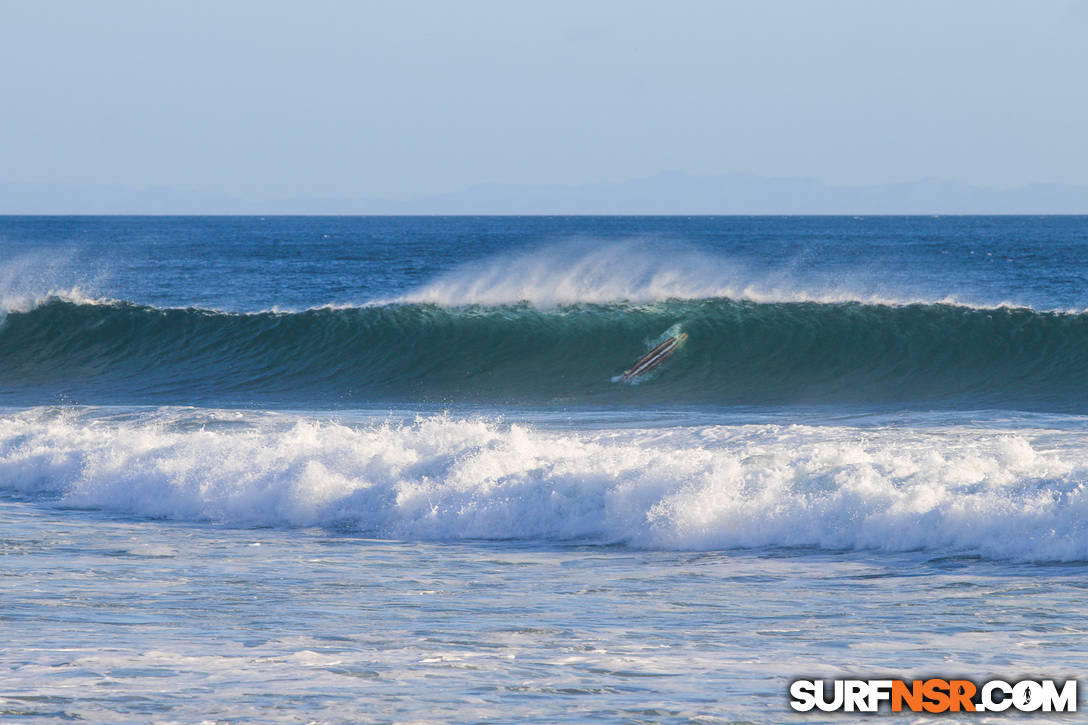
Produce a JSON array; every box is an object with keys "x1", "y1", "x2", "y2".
[
  {"x1": 4, "y1": 405, "x2": 1087, "y2": 560},
  {"x1": 4, "y1": 502, "x2": 1085, "y2": 724}
]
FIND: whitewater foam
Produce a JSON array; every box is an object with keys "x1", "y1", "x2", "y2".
[{"x1": 3, "y1": 407, "x2": 1087, "y2": 561}]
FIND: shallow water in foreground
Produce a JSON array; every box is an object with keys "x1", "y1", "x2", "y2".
[{"x1": 4, "y1": 499, "x2": 1087, "y2": 723}]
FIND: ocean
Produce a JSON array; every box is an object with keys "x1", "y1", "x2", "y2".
[{"x1": 2, "y1": 215, "x2": 1087, "y2": 722}]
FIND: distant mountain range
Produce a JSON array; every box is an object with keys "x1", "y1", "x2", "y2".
[{"x1": 4, "y1": 173, "x2": 1088, "y2": 214}]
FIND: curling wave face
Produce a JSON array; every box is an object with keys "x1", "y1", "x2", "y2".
[
  {"x1": 3, "y1": 296, "x2": 1088, "y2": 409},
  {"x1": 2, "y1": 407, "x2": 1087, "y2": 560}
]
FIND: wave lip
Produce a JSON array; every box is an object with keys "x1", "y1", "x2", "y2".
[{"x1": 3, "y1": 407, "x2": 1088, "y2": 561}]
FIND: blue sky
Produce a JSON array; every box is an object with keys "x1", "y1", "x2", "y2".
[{"x1": 1, "y1": 0, "x2": 1085, "y2": 201}]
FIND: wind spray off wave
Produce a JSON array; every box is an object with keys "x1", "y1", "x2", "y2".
[{"x1": 386, "y1": 240, "x2": 987, "y2": 308}]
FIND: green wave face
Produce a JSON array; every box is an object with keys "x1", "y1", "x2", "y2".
[{"x1": 3, "y1": 297, "x2": 1088, "y2": 409}]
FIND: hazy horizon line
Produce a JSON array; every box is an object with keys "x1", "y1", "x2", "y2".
[{"x1": 4, "y1": 171, "x2": 1088, "y2": 215}]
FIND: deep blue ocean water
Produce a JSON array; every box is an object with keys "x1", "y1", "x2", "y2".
[{"x1": 2, "y1": 216, "x2": 1087, "y2": 722}]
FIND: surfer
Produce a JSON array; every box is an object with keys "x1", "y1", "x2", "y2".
[{"x1": 622, "y1": 332, "x2": 688, "y2": 382}]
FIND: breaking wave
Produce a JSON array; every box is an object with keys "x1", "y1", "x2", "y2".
[
  {"x1": 3, "y1": 296, "x2": 1088, "y2": 409},
  {"x1": 2, "y1": 407, "x2": 1087, "y2": 561}
]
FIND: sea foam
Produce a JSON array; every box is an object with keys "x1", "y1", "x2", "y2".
[{"x1": 2, "y1": 407, "x2": 1087, "y2": 560}]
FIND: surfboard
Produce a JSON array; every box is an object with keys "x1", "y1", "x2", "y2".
[{"x1": 622, "y1": 332, "x2": 688, "y2": 382}]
